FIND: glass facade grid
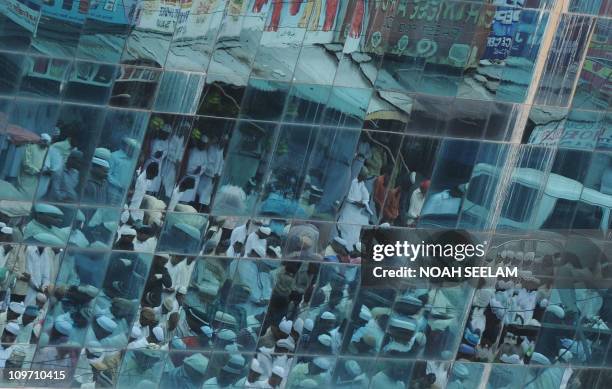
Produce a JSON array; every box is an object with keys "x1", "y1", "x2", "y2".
[{"x1": 0, "y1": 0, "x2": 610, "y2": 388}]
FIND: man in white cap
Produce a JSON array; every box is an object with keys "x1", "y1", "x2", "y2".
[
  {"x1": 82, "y1": 148, "x2": 112, "y2": 204},
  {"x1": 203, "y1": 353, "x2": 245, "y2": 388},
  {"x1": 335, "y1": 359, "x2": 369, "y2": 388},
  {"x1": 0, "y1": 302, "x2": 23, "y2": 341},
  {"x1": 160, "y1": 352, "x2": 209, "y2": 388},
  {"x1": 128, "y1": 162, "x2": 159, "y2": 223},
  {"x1": 0, "y1": 322, "x2": 20, "y2": 367},
  {"x1": 17, "y1": 134, "x2": 50, "y2": 198},
  {"x1": 87, "y1": 315, "x2": 119, "y2": 347},
  {"x1": 245, "y1": 358, "x2": 266, "y2": 388},
  {"x1": 288, "y1": 357, "x2": 332, "y2": 387},
  {"x1": 23, "y1": 243, "x2": 52, "y2": 306},
  {"x1": 382, "y1": 317, "x2": 426, "y2": 357},
  {"x1": 23, "y1": 203, "x2": 66, "y2": 241},
  {"x1": 244, "y1": 226, "x2": 270, "y2": 259}
]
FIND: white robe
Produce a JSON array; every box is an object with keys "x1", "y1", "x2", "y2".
[
  {"x1": 337, "y1": 179, "x2": 370, "y2": 249},
  {"x1": 24, "y1": 246, "x2": 52, "y2": 306},
  {"x1": 406, "y1": 188, "x2": 426, "y2": 224},
  {"x1": 129, "y1": 171, "x2": 152, "y2": 222}
]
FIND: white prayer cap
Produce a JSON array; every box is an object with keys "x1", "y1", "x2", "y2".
[
  {"x1": 34, "y1": 203, "x2": 63, "y2": 216},
  {"x1": 130, "y1": 325, "x2": 142, "y2": 339},
  {"x1": 152, "y1": 326, "x2": 164, "y2": 342},
  {"x1": 321, "y1": 311, "x2": 336, "y2": 321},
  {"x1": 122, "y1": 228, "x2": 137, "y2": 236},
  {"x1": 313, "y1": 357, "x2": 331, "y2": 370},
  {"x1": 96, "y1": 316, "x2": 117, "y2": 332},
  {"x1": 546, "y1": 304, "x2": 565, "y2": 319},
  {"x1": 304, "y1": 319, "x2": 314, "y2": 331},
  {"x1": 293, "y1": 318, "x2": 304, "y2": 335},
  {"x1": 177, "y1": 286, "x2": 187, "y2": 295},
  {"x1": 33, "y1": 232, "x2": 65, "y2": 246},
  {"x1": 200, "y1": 325, "x2": 213, "y2": 338},
  {"x1": 92, "y1": 157, "x2": 110, "y2": 169},
  {"x1": 298, "y1": 379, "x2": 318, "y2": 388},
  {"x1": 175, "y1": 223, "x2": 200, "y2": 240},
  {"x1": 276, "y1": 337, "x2": 295, "y2": 351},
  {"x1": 389, "y1": 317, "x2": 416, "y2": 331},
  {"x1": 272, "y1": 365, "x2": 284, "y2": 377},
  {"x1": 9, "y1": 302, "x2": 25, "y2": 315},
  {"x1": 253, "y1": 244, "x2": 266, "y2": 258},
  {"x1": 250, "y1": 358, "x2": 264, "y2": 374},
  {"x1": 0, "y1": 227, "x2": 12, "y2": 234},
  {"x1": 217, "y1": 329, "x2": 236, "y2": 342},
  {"x1": 0, "y1": 222, "x2": 5, "y2": 228},
  {"x1": 530, "y1": 352, "x2": 551, "y2": 365},
  {"x1": 94, "y1": 147, "x2": 111, "y2": 161},
  {"x1": 259, "y1": 226, "x2": 271, "y2": 236},
  {"x1": 279, "y1": 318, "x2": 293, "y2": 335},
  {"x1": 379, "y1": 222, "x2": 391, "y2": 228},
  {"x1": 345, "y1": 360, "x2": 361, "y2": 377},
  {"x1": 54, "y1": 318, "x2": 72, "y2": 336},
  {"x1": 40, "y1": 133, "x2": 51, "y2": 142},
  {"x1": 453, "y1": 364, "x2": 469, "y2": 378},
  {"x1": 359, "y1": 305, "x2": 372, "y2": 321},
  {"x1": 317, "y1": 334, "x2": 332, "y2": 347},
  {"x1": 5, "y1": 322, "x2": 20, "y2": 335}
]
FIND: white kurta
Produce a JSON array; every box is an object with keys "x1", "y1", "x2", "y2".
[
  {"x1": 337, "y1": 179, "x2": 371, "y2": 249},
  {"x1": 146, "y1": 138, "x2": 168, "y2": 193},
  {"x1": 244, "y1": 232, "x2": 267, "y2": 258},
  {"x1": 24, "y1": 246, "x2": 52, "y2": 306},
  {"x1": 406, "y1": 188, "x2": 426, "y2": 224},
  {"x1": 129, "y1": 171, "x2": 152, "y2": 222},
  {"x1": 180, "y1": 148, "x2": 207, "y2": 203}
]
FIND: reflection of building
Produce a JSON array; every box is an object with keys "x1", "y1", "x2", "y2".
[{"x1": 0, "y1": 0, "x2": 610, "y2": 388}]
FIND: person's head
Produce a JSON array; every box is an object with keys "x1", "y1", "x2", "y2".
[
  {"x1": 22, "y1": 306, "x2": 39, "y2": 326},
  {"x1": 139, "y1": 307, "x2": 157, "y2": 327},
  {"x1": 420, "y1": 179, "x2": 430, "y2": 194},
  {"x1": 248, "y1": 359, "x2": 263, "y2": 383},
  {"x1": 319, "y1": 311, "x2": 336, "y2": 332},
  {"x1": 7, "y1": 302, "x2": 24, "y2": 321},
  {"x1": 93, "y1": 316, "x2": 116, "y2": 340},
  {"x1": 136, "y1": 225, "x2": 153, "y2": 242},
  {"x1": 34, "y1": 204, "x2": 64, "y2": 227},
  {"x1": 256, "y1": 226, "x2": 271, "y2": 239},
  {"x1": 269, "y1": 366, "x2": 284, "y2": 387},
  {"x1": 186, "y1": 307, "x2": 207, "y2": 332},
  {"x1": 357, "y1": 167, "x2": 367, "y2": 182},
  {"x1": 133, "y1": 349, "x2": 158, "y2": 371},
  {"x1": 1, "y1": 323, "x2": 19, "y2": 344},
  {"x1": 167, "y1": 312, "x2": 180, "y2": 332},
  {"x1": 145, "y1": 162, "x2": 159, "y2": 180},
  {"x1": 308, "y1": 358, "x2": 330, "y2": 375},
  {"x1": 90, "y1": 158, "x2": 109, "y2": 179},
  {"x1": 66, "y1": 150, "x2": 83, "y2": 170},
  {"x1": 182, "y1": 353, "x2": 208, "y2": 383},
  {"x1": 153, "y1": 254, "x2": 169, "y2": 269},
  {"x1": 0, "y1": 227, "x2": 12, "y2": 243},
  {"x1": 117, "y1": 230, "x2": 135, "y2": 245},
  {"x1": 39, "y1": 133, "x2": 51, "y2": 147}
]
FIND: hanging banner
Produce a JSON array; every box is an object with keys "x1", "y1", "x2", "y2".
[{"x1": 2, "y1": 0, "x2": 41, "y2": 35}]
